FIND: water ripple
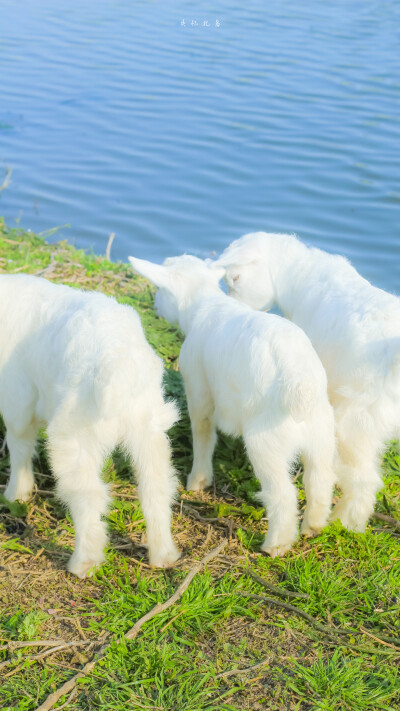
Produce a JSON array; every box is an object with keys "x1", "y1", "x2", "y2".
[{"x1": 0, "y1": 0, "x2": 399, "y2": 291}]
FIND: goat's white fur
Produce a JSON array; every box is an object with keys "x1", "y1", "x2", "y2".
[
  {"x1": 216, "y1": 232, "x2": 400, "y2": 531},
  {"x1": 0, "y1": 274, "x2": 180, "y2": 577},
  {"x1": 129, "y1": 254, "x2": 336, "y2": 557}
]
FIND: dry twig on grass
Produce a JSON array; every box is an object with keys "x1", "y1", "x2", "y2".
[
  {"x1": 0, "y1": 483, "x2": 141, "y2": 502},
  {"x1": 0, "y1": 639, "x2": 77, "y2": 652},
  {"x1": 0, "y1": 640, "x2": 93, "y2": 673},
  {"x1": 35, "y1": 254, "x2": 57, "y2": 278},
  {"x1": 216, "y1": 656, "x2": 272, "y2": 679},
  {"x1": 105, "y1": 232, "x2": 115, "y2": 261},
  {"x1": 239, "y1": 592, "x2": 400, "y2": 653},
  {"x1": 0, "y1": 167, "x2": 12, "y2": 193},
  {"x1": 244, "y1": 568, "x2": 310, "y2": 600},
  {"x1": 238, "y1": 591, "x2": 349, "y2": 637},
  {"x1": 181, "y1": 501, "x2": 240, "y2": 538},
  {"x1": 372, "y1": 512, "x2": 400, "y2": 531},
  {"x1": 50, "y1": 688, "x2": 77, "y2": 711},
  {"x1": 360, "y1": 626, "x2": 400, "y2": 651},
  {"x1": 33, "y1": 539, "x2": 228, "y2": 711}
]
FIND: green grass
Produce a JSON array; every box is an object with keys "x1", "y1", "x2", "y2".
[
  {"x1": 0, "y1": 218, "x2": 399, "y2": 711},
  {"x1": 280, "y1": 649, "x2": 399, "y2": 711}
]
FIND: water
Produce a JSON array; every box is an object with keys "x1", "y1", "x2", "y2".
[{"x1": 0, "y1": 0, "x2": 399, "y2": 293}]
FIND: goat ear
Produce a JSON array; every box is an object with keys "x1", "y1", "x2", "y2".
[
  {"x1": 128, "y1": 256, "x2": 170, "y2": 288},
  {"x1": 224, "y1": 269, "x2": 241, "y2": 288}
]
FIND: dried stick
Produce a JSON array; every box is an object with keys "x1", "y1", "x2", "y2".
[
  {"x1": 216, "y1": 656, "x2": 271, "y2": 679},
  {"x1": 35, "y1": 254, "x2": 57, "y2": 277},
  {"x1": 244, "y1": 568, "x2": 310, "y2": 600},
  {"x1": 0, "y1": 236, "x2": 19, "y2": 244},
  {"x1": 0, "y1": 167, "x2": 12, "y2": 193},
  {"x1": 360, "y1": 626, "x2": 400, "y2": 651},
  {"x1": 299, "y1": 627, "x2": 400, "y2": 656},
  {"x1": 238, "y1": 591, "x2": 348, "y2": 637},
  {"x1": 51, "y1": 688, "x2": 77, "y2": 711},
  {"x1": 125, "y1": 539, "x2": 227, "y2": 639},
  {"x1": 240, "y1": 592, "x2": 400, "y2": 652},
  {"x1": 105, "y1": 232, "x2": 115, "y2": 261},
  {"x1": 0, "y1": 483, "x2": 138, "y2": 501},
  {"x1": 0, "y1": 639, "x2": 70, "y2": 652},
  {"x1": 372, "y1": 512, "x2": 400, "y2": 531},
  {"x1": 370, "y1": 631, "x2": 400, "y2": 647},
  {"x1": 0, "y1": 640, "x2": 91, "y2": 671},
  {"x1": 34, "y1": 539, "x2": 228, "y2": 711},
  {"x1": 181, "y1": 502, "x2": 240, "y2": 534}
]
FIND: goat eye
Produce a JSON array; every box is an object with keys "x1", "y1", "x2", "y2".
[{"x1": 233, "y1": 274, "x2": 240, "y2": 283}]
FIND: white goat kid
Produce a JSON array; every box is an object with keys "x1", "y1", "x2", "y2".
[
  {"x1": 0, "y1": 274, "x2": 180, "y2": 577},
  {"x1": 216, "y1": 232, "x2": 400, "y2": 532},
  {"x1": 129, "y1": 255, "x2": 336, "y2": 557}
]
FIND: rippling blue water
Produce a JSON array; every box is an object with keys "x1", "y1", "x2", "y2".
[{"x1": 0, "y1": 0, "x2": 399, "y2": 292}]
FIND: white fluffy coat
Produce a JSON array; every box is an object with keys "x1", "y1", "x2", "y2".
[
  {"x1": 216, "y1": 232, "x2": 400, "y2": 531},
  {"x1": 0, "y1": 274, "x2": 179, "y2": 576},
  {"x1": 129, "y1": 255, "x2": 336, "y2": 556}
]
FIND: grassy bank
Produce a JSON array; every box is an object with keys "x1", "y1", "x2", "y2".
[{"x1": 0, "y1": 218, "x2": 399, "y2": 711}]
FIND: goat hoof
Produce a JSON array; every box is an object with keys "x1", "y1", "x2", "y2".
[
  {"x1": 3, "y1": 485, "x2": 34, "y2": 503},
  {"x1": 186, "y1": 474, "x2": 212, "y2": 491},
  {"x1": 330, "y1": 503, "x2": 367, "y2": 533},
  {"x1": 301, "y1": 516, "x2": 325, "y2": 537},
  {"x1": 301, "y1": 525, "x2": 321, "y2": 538},
  {"x1": 261, "y1": 543, "x2": 292, "y2": 558},
  {"x1": 150, "y1": 544, "x2": 181, "y2": 569},
  {"x1": 68, "y1": 556, "x2": 104, "y2": 579}
]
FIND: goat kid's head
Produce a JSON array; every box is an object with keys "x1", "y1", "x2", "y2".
[
  {"x1": 129, "y1": 254, "x2": 226, "y2": 325},
  {"x1": 215, "y1": 232, "x2": 280, "y2": 311}
]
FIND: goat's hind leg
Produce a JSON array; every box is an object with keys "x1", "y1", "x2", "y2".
[
  {"x1": 329, "y1": 406, "x2": 384, "y2": 532},
  {"x1": 48, "y1": 427, "x2": 110, "y2": 578},
  {"x1": 301, "y1": 415, "x2": 335, "y2": 537},
  {"x1": 127, "y1": 426, "x2": 180, "y2": 569},
  {"x1": 185, "y1": 383, "x2": 216, "y2": 491},
  {"x1": 245, "y1": 427, "x2": 299, "y2": 557},
  {"x1": 331, "y1": 430, "x2": 382, "y2": 532},
  {"x1": 4, "y1": 423, "x2": 38, "y2": 502}
]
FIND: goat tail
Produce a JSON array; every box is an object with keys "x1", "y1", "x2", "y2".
[
  {"x1": 94, "y1": 369, "x2": 179, "y2": 434},
  {"x1": 282, "y1": 378, "x2": 319, "y2": 423},
  {"x1": 90, "y1": 347, "x2": 179, "y2": 434},
  {"x1": 150, "y1": 397, "x2": 179, "y2": 433}
]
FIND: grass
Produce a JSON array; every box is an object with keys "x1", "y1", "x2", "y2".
[{"x1": 0, "y1": 217, "x2": 399, "y2": 711}]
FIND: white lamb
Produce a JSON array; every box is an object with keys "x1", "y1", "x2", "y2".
[
  {"x1": 0, "y1": 274, "x2": 180, "y2": 577},
  {"x1": 129, "y1": 254, "x2": 336, "y2": 556},
  {"x1": 215, "y1": 231, "x2": 400, "y2": 532}
]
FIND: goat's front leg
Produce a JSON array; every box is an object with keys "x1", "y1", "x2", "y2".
[
  {"x1": 4, "y1": 424, "x2": 38, "y2": 502},
  {"x1": 301, "y1": 411, "x2": 335, "y2": 537},
  {"x1": 185, "y1": 381, "x2": 216, "y2": 492},
  {"x1": 48, "y1": 427, "x2": 110, "y2": 578}
]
